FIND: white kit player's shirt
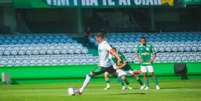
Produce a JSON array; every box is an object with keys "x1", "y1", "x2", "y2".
[{"x1": 98, "y1": 40, "x2": 112, "y2": 68}]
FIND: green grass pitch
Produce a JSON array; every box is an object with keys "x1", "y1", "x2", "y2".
[{"x1": 0, "y1": 79, "x2": 201, "y2": 101}]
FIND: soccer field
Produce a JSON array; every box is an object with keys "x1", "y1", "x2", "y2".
[{"x1": 0, "y1": 79, "x2": 201, "y2": 101}]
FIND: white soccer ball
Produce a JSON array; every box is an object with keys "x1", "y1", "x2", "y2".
[{"x1": 68, "y1": 88, "x2": 75, "y2": 96}]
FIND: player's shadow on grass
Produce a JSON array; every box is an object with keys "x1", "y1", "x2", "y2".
[{"x1": 112, "y1": 92, "x2": 146, "y2": 95}]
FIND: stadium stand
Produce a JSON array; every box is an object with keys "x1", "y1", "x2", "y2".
[
  {"x1": 0, "y1": 33, "x2": 91, "y2": 66},
  {"x1": 90, "y1": 32, "x2": 201, "y2": 63},
  {"x1": 0, "y1": 32, "x2": 201, "y2": 67}
]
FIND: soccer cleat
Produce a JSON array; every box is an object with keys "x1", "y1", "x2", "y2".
[
  {"x1": 127, "y1": 86, "x2": 133, "y2": 90},
  {"x1": 104, "y1": 84, "x2": 110, "y2": 90},
  {"x1": 156, "y1": 85, "x2": 160, "y2": 90},
  {"x1": 104, "y1": 86, "x2": 110, "y2": 90},
  {"x1": 140, "y1": 85, "x2": 145, "y2": 90},
  {"x1": 144, "y1": 86, "x2": 149, "y2": 90},
  {"x1": 75, "y1": 89, "x2": 82, "y2": 95},
  {"x1": 68, "y1": 88, "x2": 82, "y2": 96},
  {"x1": 121, "y1": 86, "x2": 127, "y2": 91},
  {"x1": 133, "y1": 70, "x2": 142, "y2": 75}
]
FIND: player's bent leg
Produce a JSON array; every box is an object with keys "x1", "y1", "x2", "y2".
[
  {"x1": 119, "y1": 76, "x2": 130, "y2": 90},
  {"x1": 147, "y1": 65, "x2": 160, "y2": 90},
  {"x1": 108, "y1": 67, "x2": 132, "y2": 90},
  {"x1": 117, "y1": 77, "x2": 125, "y2": 89},
  {"x1": 133, "y1": 75, "x2": 144, "y2": 88},
  {"x1": 109, "y1": 67, "x2": 130, "y2": 90},
  {"x1": 128, "y1": 70, "x2": 143, "y2": 86},
  {"x1": 116, "y1": 69, "x2": 129, "y2": 90},
  {"x1": 79, "y1": 74, "x2": 92, "y2": 93},
  {"x1": 150, "y1": 72, "x2": 160, "y2": 90},
  {"x1": 140, "y1": 66, "x2": 148, "y2": 90},
  {"x1": 143, "y1": 72, "x2": 150, "y2": 90},
  {"x1": 123, "y1": 79, "x2": 131, "y2": 90},
  {"x1": 79, "y1": 68, "x2": 106, "y2": 94},
  {"x1": 122, "y1": 76, "x2": 133, "y2": 90},
  {"x1": 104, "y1": 72, "x2": 111, "y2": 90}
]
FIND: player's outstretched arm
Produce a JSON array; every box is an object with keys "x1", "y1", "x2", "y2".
[
  {"x1": 135, "y1": 53, "x2": 141, "y2": 63},
  {"x1": 117, "y1": 62, "x2": 127, "y2": 69},
  {"x1": 150, "y1": 53, "x2": 157, "y2": 63},
  {"x1": 109, "y1": 48, "x2": 122, "y2": 64}
]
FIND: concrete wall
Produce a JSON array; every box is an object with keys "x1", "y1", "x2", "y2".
[{"x1": 2, "y1": 5, "x2": 17, "y2": 32}]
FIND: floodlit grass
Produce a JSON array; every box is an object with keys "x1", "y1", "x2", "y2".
[{"x1": 0, "y1": 79, "x2": 201, "y2": 101}]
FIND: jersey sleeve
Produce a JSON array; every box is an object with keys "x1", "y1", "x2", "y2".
[{"x1": 104, "y1": 42, "x2": 112, "y2": 51}]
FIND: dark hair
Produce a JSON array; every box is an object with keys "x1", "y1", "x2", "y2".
[
  {"x1": 113, "y1": 47, "x2": 117, "y2": 51},
  {"x1": 96, "y1": 32, "x2": 105, "y2": 38},
  {"x1": 140, "y1": 36, "x2": 146, "y2": 41},
  {"x1": 140, "y1": 36, "x2": 146, "y2": 40}
]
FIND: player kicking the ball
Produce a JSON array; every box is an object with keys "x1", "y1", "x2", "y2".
[
  {"x1": 104, "y1": 47, "x2": 143, "y2": 90},
  {"x1": 73, "y1": 32, "x2": 122, "y2": 95},
  {"x1": 135, "y1": 37, "x2": 160, "y2": 90}
]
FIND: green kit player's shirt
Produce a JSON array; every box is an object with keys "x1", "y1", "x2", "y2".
[
  {"x1": 111, "y1": 52, "x2": 132, "y2": 70},
  {"x1": 136, "y1": 43, "x2": 156, "y2": 66},
  {"x1": 111, "y1": 52, "x2": 126, "y2": 65}
]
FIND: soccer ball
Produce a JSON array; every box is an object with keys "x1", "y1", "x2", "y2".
[{"x1": 68, "y1": 88, "x2": 76, "y2": 96}]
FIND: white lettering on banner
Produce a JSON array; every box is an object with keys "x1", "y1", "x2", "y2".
[
  {"x1": 142, "y1": 0, "x2": 146, "y2": 5},
  {"x1": 119, "y1": 0, "x2": 131, "y2": 6},
  {"x1": 156, "y1": 0, "x2": 161, "y2": 5},
  {"x1": 46, "y1": 0, "x2": 70, "y2": 6},
  {"x1": 47, "y1": 0, "x2": 52, "y2": 5},
  {"x1": 82, "y1": 0, "x2": 89, "y2": 6},
  {"x1": 46, "y1": 0, "x2": 164, "y2": 6},
  {"x1": 108, "y1": 0, "x2": 115, "y2": 6},
  {"x1": 133, "y1": 0, "x2": 161, "y2": 5},
  {"x1": 57, "y1": 0, "x2": 61, "y2": 6},
  {"x1": 90, "y1": 0, "x2": 98, "y2": 6},
  {"x1": 63, "y1": 0, "x2": 69, "y2": 6},
  {"x1": 102, "y1": 0, "x2": 107, "y2": 6},
  {"x1": 74, "y1": 0, "x2": 78, "y2": 6},
  {"x1": 134, "y1": 0, "x2": 141, "y2": 5},
  {"x1": 102, "y1": 0, "x2": 115, "y2": 6},
  {"x1": 146, "y1": 0, "x2": 154, "y2": 5},
  {"x1": 53, "y1": 0, "x2": 57, "y2": 5},
  {"x1": 81, "y1": 0, "x2": 98, "y2": 6}
]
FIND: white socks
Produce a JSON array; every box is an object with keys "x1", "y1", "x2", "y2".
[{"x1": 80, "y1": 75, "x2": 91, "y2": 93}]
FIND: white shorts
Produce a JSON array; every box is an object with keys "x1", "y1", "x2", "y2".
[
  {"x1": 116, "y1": 69, "x2": 133, "y2": 77},
  {"x1": 140, "y1": 66, "x2": 154, "y2": 73}
]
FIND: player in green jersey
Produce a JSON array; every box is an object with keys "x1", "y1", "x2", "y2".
[
  {"x1": 104, "y1": 47, "x2": 143, "y2": 90},
  {"x1": 136, "y1": 37, "x2": 160, "y2": 90}
]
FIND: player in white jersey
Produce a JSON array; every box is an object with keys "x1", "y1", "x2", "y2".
[{"x1": 74, "y1": 32, "x2": 122, "y2": 95}]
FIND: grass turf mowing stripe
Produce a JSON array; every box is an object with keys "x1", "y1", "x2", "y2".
[{"x1": 0, "y1": 79, "x2": 201, "y2": 101}]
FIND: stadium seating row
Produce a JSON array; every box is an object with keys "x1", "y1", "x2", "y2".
[
  {"x1": 0, "y1": 44, "x2": 88, "y2": 56},
  {"x1": 106, "y1": 32, "x2": 201, "y2": 42},
  {"x1": 0, "y1": 32, "x2": 200, "y2": 66},
  {"x1": 0, "y1": 52, "x2": 200, "y2": 66},
  {"x1": 110, "y1": 42, "x2": 201, "y2": 53},
  {"x1": 125, "y1": 52, "x2": 201, "y2": 63},
  {"x1": 0, "y1": 34, "x2": 75, "y2": 44},
  {"x1": 0, "y1": 54, "x2": 98, "y2": 66}
]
